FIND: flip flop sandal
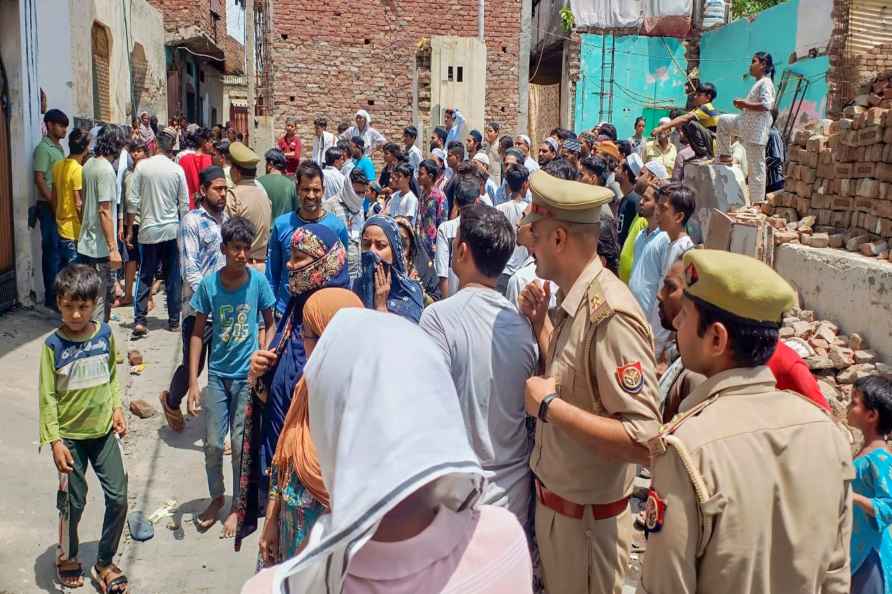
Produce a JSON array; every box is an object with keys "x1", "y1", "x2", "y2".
[
  {"x1": 159, "y1": 392, "x2": 185, "y2": 432},
  {"x1": 55, "y1": 558, "x2": 83, "y2": 589},
  {"x1": 127, "y1": 510, "x2": 154, "y2": 542},
  {"x1": 91, "y1": 564, "x2": 129, "y2": 594}
]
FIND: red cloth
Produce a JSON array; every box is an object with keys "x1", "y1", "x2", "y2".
[
  {"x1": 768, "y1": 341, "x2": 830, "y2": 411},
  {"x1": 179, "y1": 153, "x2": 213, "y2": 209},
  {"x1": 277, "y1": 134, "x2": 302, "y2": 174}
]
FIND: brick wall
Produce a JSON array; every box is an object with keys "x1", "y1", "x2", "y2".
[
  {"x1": 265, "y1": 0, "x2": 522, "y2": 147},
  {"x1": 146, "y1": 0, "x2": 226, "y2": 47}
]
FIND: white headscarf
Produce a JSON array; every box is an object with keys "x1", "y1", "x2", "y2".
[
  {"x1": 355, "y1": 109, "x2": 371, "y2": 131},
  {"x1": 338, "y1": 171, "x2": 364, "y2": 214},
  {"x1": 268, "y1": 309, "x2": 484, "y2": 594}
]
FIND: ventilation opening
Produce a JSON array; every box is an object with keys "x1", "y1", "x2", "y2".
[
  {"x1": 367, "y1": 99, "x2": 375, "y2": 106},
  {"x1": 457, "y1": 66, "x2": 463, "y2": 82},
  {"x1": 289, "y1": 95, "x2": 295, "y2": 102},
  {"x1": 282, "y1": 33, "x2": 288, "y2": 40},
  {"x1": 448, "y1": 66, "x2": 454, "y2": 81},
  {"x1": 364, "y1": 38, "x2": 371, "y2": 45}
]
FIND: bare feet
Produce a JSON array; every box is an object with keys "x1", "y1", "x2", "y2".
[
  {"x1": 196, "y1": 496, "x2": 225, "y2": 531},
  {"x1": 221, "y1": 509, "x2": 238, "y2": 539}
]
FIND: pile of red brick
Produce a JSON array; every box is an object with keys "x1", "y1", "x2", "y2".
[
  {"x1": 762, "y1": 71, "x2": 892, "y2": 262},
  {"x1": 781, "y1": 307, "x2": 891, "y2": 420}
]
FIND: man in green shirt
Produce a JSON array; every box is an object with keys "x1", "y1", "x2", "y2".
[
  {"x1": 258, "y1": 148, "x2": 298, "y2": 221},
  {"x1": 32, "y1": 109, "x2": 69, "y2": 307},
  {"x1": 78, "y1": 126, "x2": 125, "y2": 323}
]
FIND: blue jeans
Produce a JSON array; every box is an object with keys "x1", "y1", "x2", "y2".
[
  {"x1": 134, "y1": 239, "x2": 181, "y2": 327},
  {"x1": 37, "y1": 202, "x2": 60, "y2": 306},
  {"x1": 204, "y1": 374, "x2": 249, "y2": 500},
  {"x1": 58, "y1": 239, "x2": 78, "y2": 271}
]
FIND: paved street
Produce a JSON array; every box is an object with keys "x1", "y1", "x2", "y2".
[{"x1": 0, "y1": 300, "x2": 257, "y2": 593}]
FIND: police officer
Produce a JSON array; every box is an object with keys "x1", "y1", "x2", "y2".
[
  {"x1": 639, "y1": 249, "x2": 853, "y2": 594},
  {"x1": 520, "y1": 170, "x2": 662, "y2": 594},
  {"x1": 225, "y1": 142, "x2": 271, "y2": 272}
]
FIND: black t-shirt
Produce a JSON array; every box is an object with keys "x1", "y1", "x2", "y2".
[{"x1": 617, "y1": 191, "x2": 641, "y2": 247}]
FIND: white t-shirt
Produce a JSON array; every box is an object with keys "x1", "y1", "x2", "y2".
[
  {"x1": 435, "y1": 217, "x2": 461, "y2": 296},
  {"x1": 505, "y1": 258, "x2": 558, "y2": 311},
  {"x1": 386, "y1": 190, "x2": 419, "y2": 223},
  {"x1": 323, "y1": 166, "x2": 346, "y2": 201},
  {"x1": 496, "y1": 200, "x2": 530, "y2": 277},
  {"x1": 420, "y1": 286, "x2": 538, "y2": 526}
]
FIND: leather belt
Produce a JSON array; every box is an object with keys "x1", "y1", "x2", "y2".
[{"x1": 535, "y1": 479, "x2": 629, "y2": 521}]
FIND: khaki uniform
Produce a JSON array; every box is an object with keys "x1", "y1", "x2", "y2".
[
  {"x1": 225, "y1": 179, "x2": 271, "y2": 265},
  {"x1": 658, "y1": 356, "x2": 706, "y2": 423},
  {"x1": 532, "y1": 258, "x2": 661, "y2": 594},
  {"x1": 640, "y1": 366, "x2": 854, "y2": 594}
]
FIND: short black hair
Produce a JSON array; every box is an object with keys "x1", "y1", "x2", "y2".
[
  {"x1": 597, "y1": 215, "x2": 619, "y2": 275},
  {"x1": 697, "y1": 82, "x2": 717, "y2": 101},
  {"x1": 337, "y1": 121, "x2": 350, "y2": 134},
  {"x1": 314, "y1": 117, "x2": 327, "y2": 128},
  {"x1": 487, "y1": 121, "x2": 501, "y2": 132},
  {"x1": 580, "y1": 155, "x2": 608, "y2": 184},
  {"x1": 454, "y1": 174, "x2": 481, "y2": 209},
  {"x1": 691, "y1": 295, "x2": 780, "y2": 367},
  {"x1": 855, "y1": 375, "x2": 892, "y2": 435},
  {"x1": 447, "y1": 141, "x2": 465, "y2": 159},
  {"x1": 296, "y1": 160, "x2": 324, "y2": 188},
  {"x1": 505, "y1": 163, "x2": 529, "y2": 193},
  {"x1": 44, "y1": 109, "x2": 69, "y2": 126},
  {"x1": 393, "y1": 162, "x2": 413, "y2": 178},
  {"x1": 194, "y1": 127, "x2": 212, "y2": 145},
  {"x1": 458, "y1": 204, "x2": 515, "y2": 278},
  {"x1": 543, "y1": 158, "x2": 578, "y2": 181},
  {"x1": 54, "y1": 263, "x2": 101, "y2": 302},
  {"x1": 265, "y1": 148, "x2": 287, "y2": 171},
  {"x1": 616, "y1": 139, "x2": 633, "y2": 158},
  {"x1": 505, "y1": 148, "x2": 525, "y2": 162},
  {"x1": 336, "y1": 139, "x2": 352, "y2": 154},
  {"x1": 349, "y1": 167, "x2": 369, "y2": 185},
  {"x1": 324, "y1": 147, "x2": 343, "y2": 167},
  {"x1": 598, "y1": 123, "x2": 617, "y2": 141},
  {"x1": 350, "y1": 135, "x2": 365, "y2": 150},
  {"x1": 498, "y1": 135, "x2": 514, "y2": 152},
  {"x1": 418, "y1": 159, "x2": 440, "y2": 178},
  {"x1": 383, "y1": 142, "x2": 402, "y2": 158},
  {"x1": 94, "y1": 125, "x2": 127, "y2": 158},
  {"x1": 552, "y1": 127, "x2": 575, "y2": 141},
  {"x1": 634, "y1": 116, "x2": 646, "y2": 127},
  {"x1": 657, "y1": 183, "x2": 696, "y2": 225},
  {"x1": 68, "y1": 129, "x2": 90, "y2": 155},
  {"x1": 221, "y1": 216, "x2": 256, "y2": 246},
  {"x1": 232, "y1": 163, "x2": 257, "y2": 178},
  {"x1": 403, "y1": 125, "x2": 418, "y2": 139},
  {"x1": 158, "y1": 130, "x2": 176, "y2": 152},
  {"x1": 433, "y1": 127, "x2": 448, "y2": 144}
]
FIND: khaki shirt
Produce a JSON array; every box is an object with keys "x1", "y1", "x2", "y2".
[
  {"x1": 640, "y1": 366, "x2": 854, "y2": 594},
  {"x1": 530, "y1": 258, "x2": 661, "y2": 504},
  {"x1": 225, "y1": 179, "x2": 271, "y2": 260}
]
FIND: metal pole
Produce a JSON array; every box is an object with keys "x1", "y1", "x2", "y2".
[{"x1": 246, "y1": 0, "x2": 256, "y2": 144}]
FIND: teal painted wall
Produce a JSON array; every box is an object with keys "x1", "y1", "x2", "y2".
[
  {"x1": 574, "y1": 34, "x2": 689, "y2": 139},
  {"x1": 699, "y1": 0, "x2": 829, "y2": 123}
]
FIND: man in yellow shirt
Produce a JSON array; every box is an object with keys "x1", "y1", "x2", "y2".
[
  {"x1": 644, "y1": 119, "x2": 678, "y2": 177},
  {"x1": 52, "y1": 129, "x2": 90, "y2": 269}
]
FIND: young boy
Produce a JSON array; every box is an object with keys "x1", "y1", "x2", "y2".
[
  {"x1": 384, "y1": 163, "x2": 418, "y2": 224},
  {"x1": 39, "y1": 264, "x2": 128, "y2": 591},
  {"x1": 187, "y1": 216, "x2": 275, "y2": 537},
  {"x1": 652, "y1": 82, "x2": 719, "y2": 158}
]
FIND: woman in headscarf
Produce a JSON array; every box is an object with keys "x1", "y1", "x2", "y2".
[
  {"x1": 241, "y1": 310, "x2": 533, "y2": 594},
  {"x1": 257, "y1": 288, "x2": 363, "y2": 567},
  {"x1": 340, "y1": 110, "x2": 386, "y2": 158},
  {"x1": 235, "y1": 224, "x2": 348, "y2": 550},
  {"x1": 393, "y1": 216, "x2": 436, "y2": 306},
  {"x1": 138, "y1": 111, "x2": 157, "y2": 154},
  {"x1": 353, "y1": 215, "x2": 424, "y2": 323}
]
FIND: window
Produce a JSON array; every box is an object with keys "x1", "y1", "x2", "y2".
[{"x1": 91, "y1": 22, "x2": 112, "y2": 122}]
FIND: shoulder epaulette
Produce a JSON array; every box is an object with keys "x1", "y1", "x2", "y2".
[{"x1": 587, "y1": 277, "x2": 614, "y2": 326}]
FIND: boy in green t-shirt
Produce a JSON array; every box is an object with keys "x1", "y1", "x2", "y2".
[
  {"x1": 39, "y1": 264, "x2": 129, "y2": 592},
  {"x1": 652, "y1": 82, "x2": 719, "y2": 158}
]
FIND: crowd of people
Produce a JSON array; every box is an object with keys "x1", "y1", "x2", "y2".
[{"x1": 33, "y1": 49, "x2": 892, "y2": 594}]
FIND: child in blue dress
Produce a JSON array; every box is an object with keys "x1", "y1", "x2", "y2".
[{"x1": 849, "y1": 374, "x2": 892, "y2": 594}]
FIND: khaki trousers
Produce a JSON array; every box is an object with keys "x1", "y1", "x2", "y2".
[{"x1": 536, "y1": 500, "x2": 632, "y2": 594}]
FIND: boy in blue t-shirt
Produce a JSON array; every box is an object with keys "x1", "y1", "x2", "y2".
[{"x1": 187, "y1": 216, "x2": 275, "y2": 537}]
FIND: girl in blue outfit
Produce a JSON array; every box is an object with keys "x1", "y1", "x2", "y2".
[
  {"x1": 848, "y1": 374, "x2": 892, "y2": 594},
  {"x1": 353, "y1": 215, "x2": 424, "y2": 323}
]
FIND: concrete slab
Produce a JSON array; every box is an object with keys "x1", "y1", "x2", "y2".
[
  {"x1": 775, "y1": 243, "x2": 892, "y2": 362},
  {"x1": 684, "y1": 161, "x2": 749, "y2": 244}
]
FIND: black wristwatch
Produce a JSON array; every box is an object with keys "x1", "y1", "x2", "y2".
[{"x1": 538, "y1": 393, "x2": 558, "y2": 423}]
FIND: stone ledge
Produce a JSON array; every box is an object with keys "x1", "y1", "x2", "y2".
[{"x1": 774, "y1": 243, "x2": 892, "y2": 362}]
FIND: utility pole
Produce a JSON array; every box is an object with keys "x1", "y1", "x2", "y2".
[{"x1": 246, "y1": 0, "x2": 256, "y2": 145}]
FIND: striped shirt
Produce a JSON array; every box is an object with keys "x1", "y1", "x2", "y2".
[{"x1": 179, "y1": 206, "x2": 227, "y2": 317}]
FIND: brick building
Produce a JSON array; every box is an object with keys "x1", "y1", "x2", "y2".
[{"x1": 258, "y1": 0, "x2": 527, "y2": 150}]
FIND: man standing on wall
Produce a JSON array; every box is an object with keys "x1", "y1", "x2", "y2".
[
  {"x1": 32, "y1": 108, "x2": 69, "y2": 309},
  {"x1": 277, "y1": 117, "x2": 302, "y2": 176}
]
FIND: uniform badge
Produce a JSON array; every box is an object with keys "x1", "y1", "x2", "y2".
[
  {"x1": 615, "y1": 361, "x2": 643, "y2": 394},
  {"x1": 644, "y1": 488, "x2": 667, "y2": 537}
]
